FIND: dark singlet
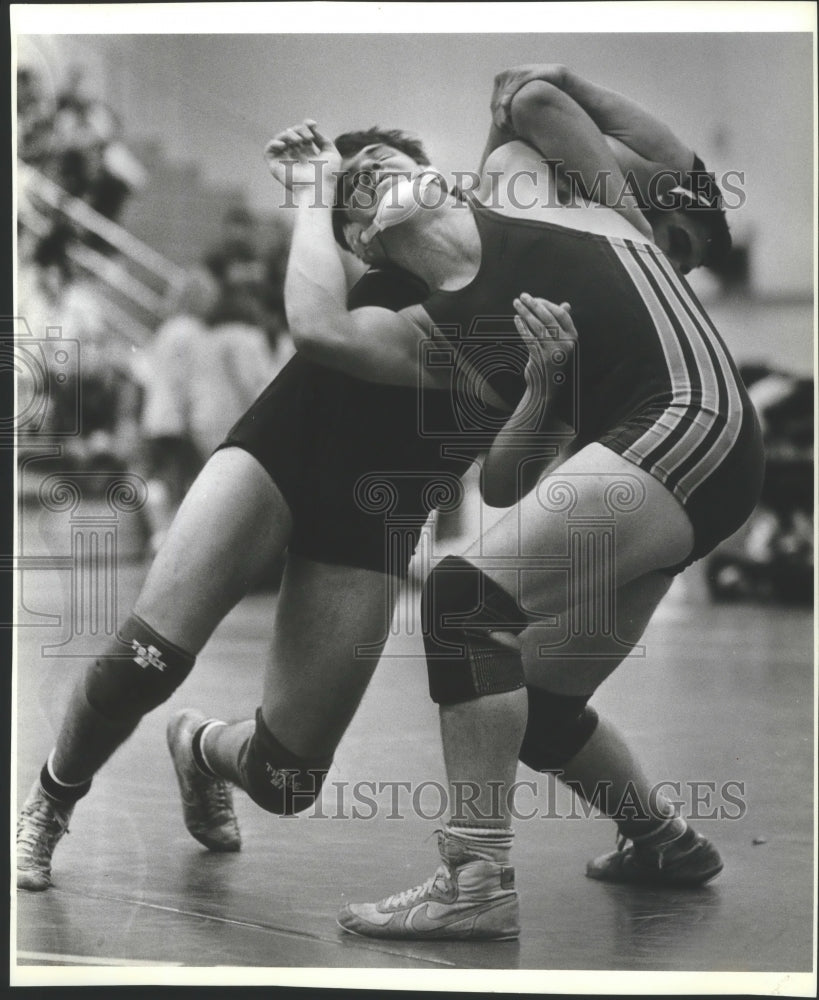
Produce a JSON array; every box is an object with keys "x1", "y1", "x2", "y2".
[{"x1": 419, "y1": 200, "x2": 765, "y2": 562}]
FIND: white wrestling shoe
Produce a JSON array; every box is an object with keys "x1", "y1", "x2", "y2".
[
  {"x1": 167, "y1": 709, "x2": 241, "y2": 852},
  {"x1": 338, "y1": 830, "x2": 519, "y2": 940},
  {"x1": 17, "y1": 781, "x2": 74, "y2": 891}
]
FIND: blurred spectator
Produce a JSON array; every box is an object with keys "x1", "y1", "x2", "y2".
[
  {"x1": 137, "y1": 277, "x2": 293, "y2": 553},
  {"x1": 203, "y1": 204, "x2": 289, "y2": 346},
  {"x1": 17, "y1": 224, "x2": 141, "y2": 466},
  {"x1": 23, "y1": 64, "x2": 147, "y2": 230},
  {"x1": 188, "y1": 286, "x2": 293, "y2": 460},
  {"x1": 139, "y1": 267, "x2": 220, "y2": 553},
  {"x1": 17, "y1": 66, "x2": 55, "y2": 166},
  {"x1": 706, "y1": 364, "x2": 813, "y2": 605}
]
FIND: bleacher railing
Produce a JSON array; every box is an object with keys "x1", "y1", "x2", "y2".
[{"x1": 17, "y1": 160, "x2": 186, "y2": 345}]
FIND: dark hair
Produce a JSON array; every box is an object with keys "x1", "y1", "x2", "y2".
[
  {"x1": 688, "y1": 156, "x2": 733, "y2": 266},
  {"x1": 646, "y1": 154, "x2": 732, "y2": 270},
  {"x1": 33, "y1": 224, "x2": 75, "y2": 280},
  {"x1": 332, "y1": 127, "x2": 430, "y2": 251},
  {"x1": 645, "y1": 204, "x2": 732, "y2": 271},
  {"x1": 698, "y1": 207, "x2": 732, "y2": 269}
]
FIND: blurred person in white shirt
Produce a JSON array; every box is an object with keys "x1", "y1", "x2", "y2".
[{"x1": 139, "y1": 267, "x2": 219, "y2": 553}]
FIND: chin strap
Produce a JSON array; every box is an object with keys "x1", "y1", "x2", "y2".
[{"x1": 360, "y1": 170, "x2": 445, "y2": 246}]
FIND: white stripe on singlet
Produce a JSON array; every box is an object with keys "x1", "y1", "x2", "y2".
[
  {"x1": 605, "y1": 239, "x2": 742, "y2": 500},
  {"x1": 645, "y1": 246, "x2": 744, "y2": 496},
  {"x1": 605, "y1": 241, "x2": 695, "y2": 495}
]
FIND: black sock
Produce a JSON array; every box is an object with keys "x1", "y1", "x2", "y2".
[
  {"x1": 191, "y1": 721, "x2": 219, "y2": 777},
  {"x1": 39, "y1": 759, "x2": 91, "y2": 805}
]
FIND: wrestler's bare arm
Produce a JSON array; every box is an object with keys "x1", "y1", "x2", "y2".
[
  {"x1": 489, "y1": 63, "x2": 696, "y2": 203},
  {"x1": 268, "y1": 120, "x2": 506, "y2": 397},
  {"x1": 481, "y1": 76, "x2": 652, "y2": 238}
]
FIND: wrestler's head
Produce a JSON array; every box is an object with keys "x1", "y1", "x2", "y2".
[
  {"x1": 647, "y1": 161, "x2": 732, "y2": 276},
  {"x1": 649, "y1": 206, "x2": 732, "y2": 276},
  {"x1": 332, "y1": 127, "x2": 436, "y2": 262}
]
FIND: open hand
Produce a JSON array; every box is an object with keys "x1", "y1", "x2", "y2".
[
  {"x1": 513, "y1": 293, "x2": 577, "y2": 398},
  {"x1": 264, "y1": 120, "x2": 341, "y2": 192}
]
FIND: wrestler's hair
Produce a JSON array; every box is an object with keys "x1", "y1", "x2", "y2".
[
  {"x1": 699, "y1": 208, "x2": 732, "y2": 270},
  {"x1": 645, "y1": 204, "x2": 732, "y2": 271},
  {"x1": 332, "y1": 127, "x2": 431, "y2": 251},
  {"x1": 646, "y1": 154, "x2": 733, "y2": 270}
]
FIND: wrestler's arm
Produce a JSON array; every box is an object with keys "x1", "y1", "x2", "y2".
[
  {"x1": 481, "y1": 295, "x2": 578, "y2": 508},
  {"x1": 266, "y1": 122, "x2": 505, "y2": 406},
  {"x1": 482, "y1": 78, "x2": 652, "y2": 238},
  {"x1": 287, "y1": 219, "x2": 507, "y2": 402},
  {"x1": 513, "y1": 65, "x2": 694, "y2": 169},
  {"x1": 491, "y1": 64, "x2": 696, "y2": 200},
  {"x1": 283, "y1": 197, "x2": 436, "y2": 384},
  {"x1": 266, "y1": 121, "x2": 442, "y2": 386}
]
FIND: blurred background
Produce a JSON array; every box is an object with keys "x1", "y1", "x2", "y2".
[{"x1": 14, "y1": 28, "x2": 815, "y2": 604}]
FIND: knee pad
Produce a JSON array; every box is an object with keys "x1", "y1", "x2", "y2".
[
  {"x1": 519, "y1": 687, "x2": 599, "y2": 772},
  {"x1": 84, "y1": 614, "x2": 196, "y2": 723},
  {"x1": 238, "y1": 709, "x2": 331, "y2": 816},
  {"x1": 422, "y1": 555, "x2": 529, "y2": 705}
]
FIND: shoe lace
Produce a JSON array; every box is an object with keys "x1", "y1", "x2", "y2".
[
  {"x1": 385, "y1": 869, "x2": 449, "y2": 909},
  {"x1": 17, "y1": 797, "x2": 70, "y2": 859},
  {"x1": 200, "y1": 775, "x2": 232, "y2": 815}
]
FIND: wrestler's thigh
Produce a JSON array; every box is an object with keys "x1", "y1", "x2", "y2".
[
  {"x1": 465, "y1": 442, "x2": 694, "y2": 593},
  {"x1": 261, "y1": 555, "x2": 398, "y2": 757},
  {"x1": 521, "y1": 570, "x2": 674, "y2": 696},
  {"x1": 135, "y1": 446, "x2": 293, "y2": 651}
]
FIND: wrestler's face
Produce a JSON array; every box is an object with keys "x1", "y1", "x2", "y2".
[
  {"x1": 652, "y1": 211, "x2": 710, "y2": 276},
  {"x1": 340, "y1": 144, "x2": 428, "y2": 227}
]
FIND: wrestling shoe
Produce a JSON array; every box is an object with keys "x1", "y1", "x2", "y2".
[
  {"x1": 338, "y1": 830, "x2": 519, "y2": 940},
  {"x1": 586, "y1": 816, "x2": 723, "y2": 886},
  {"x1": 17, "y1": 781, "x2": 74, "y2": 891},
  {"x1": 167, "y1": 709, "x2": 241, "y2": 852}
]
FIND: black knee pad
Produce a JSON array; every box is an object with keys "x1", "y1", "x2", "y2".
[
  {"x1": 422, "y1": 555, "x2": 530, "y2": 705},
  {"x1": 84, "y1": 615, "x2": 196, "y2": 723},
  {"x1": 519, "y1": 687, "x2": 599, "y2": 772},
  {"x1": 238, "y1": 709, "x2": 331, "y2": 816}
]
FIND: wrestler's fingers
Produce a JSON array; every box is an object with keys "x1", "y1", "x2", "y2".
[
  {"x1": 512, "y1": 298, "x2": 544, "y2": 336},
  {"x1": 266, "y1": 127, "x2": 301, "y2": 151},
  {"x1": 519, "y1": 294, "x2": 577, "y2": 338},
  {"x1": 278, "y1": 127, "x2": 314, "y2": 152},
  {"x1": 493, "y1": 96, "x2": 513, "y2": 132},
  {"x1": 513, "y1": 297, "x2": 557, "y2": 339},
  {"x1": 514, "y1": 313, "x2": 539, "y2": 347},
  {"x1": 264, "y1": 138, "x2": 289, "y2": 156},
  {"x1": 278, "y1": 127, "x2": 304, "y2": 145},
  {"x1": 305, "y1": 121, "x2": 335, "y2": 152},
  {"x1": 293, "y1": 121, "x2": 315, "y2": 139}
]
